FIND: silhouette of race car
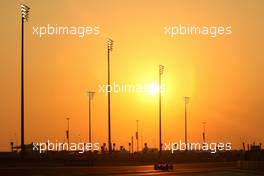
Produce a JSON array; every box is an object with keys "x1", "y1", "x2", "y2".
[{"x1": 154, "y1": 163, "x2": 173, "y2": 170}]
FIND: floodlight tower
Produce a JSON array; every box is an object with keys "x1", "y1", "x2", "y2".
[
  {"x1": 159, "y1": 65, "x2": 164, "y2": 156},
  {"x1": 136, "y1": 120, "x2": 139, "y2": 152},
  {"x1": 20, "y1": 4, "x2": 30, "y2": 156},
  {"x1": 107, "y1": 38, "x2": 113, "y2": 153},
  {"x1": 184, "y1": 96, "x2": 190, "y2": 151},
  {"x1": 66, "y1": 117, "x2": 70, "y2": 145},
  {"x1": 87, "y1": 91, "x2": 95, "y2": 143},
  {"x1": 202, "y1": 122, "x2": 206, "y2": 144}
]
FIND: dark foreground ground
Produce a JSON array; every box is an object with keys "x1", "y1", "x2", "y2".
[{"x1": 0, "y1": 162, "x2": 264, "y2": 176}]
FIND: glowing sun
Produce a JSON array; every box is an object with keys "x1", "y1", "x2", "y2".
[{"x1": 147, "y1": 83, "x2": 159, "y2": 96}]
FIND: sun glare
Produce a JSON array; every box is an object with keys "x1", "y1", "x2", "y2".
[{"x1": 147, "y1": 83, "x2": 159, "y2": 96}]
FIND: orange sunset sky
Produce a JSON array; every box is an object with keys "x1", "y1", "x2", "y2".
[{"x1": 0, "y1": 0, "x2": 263, "y2": 151}]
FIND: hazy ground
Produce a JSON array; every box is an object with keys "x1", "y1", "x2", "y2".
[{"x1": 0, "y1": 162, "x2": 263, "y2": 176}]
